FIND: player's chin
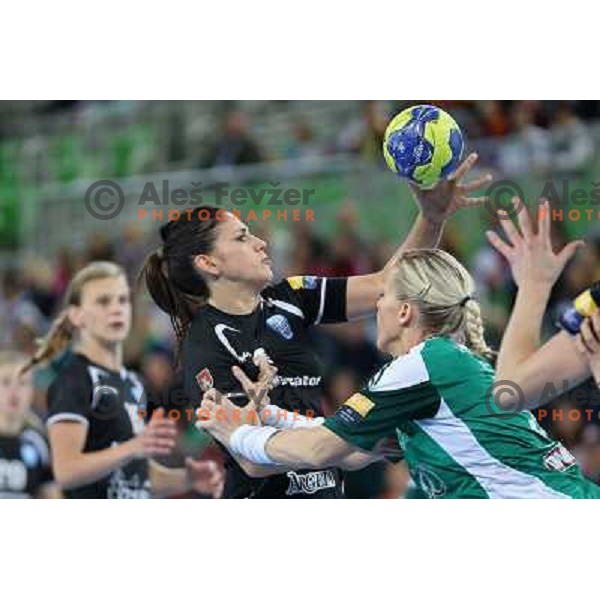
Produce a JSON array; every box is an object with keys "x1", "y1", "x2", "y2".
[
  {"x1": 103, "y1": 327, "x2": 130, "y2": 343},
  {"x1": 376, "y1": 335, "x2": 389, "y2": 354},
  {"x1": 260, "y1": 263, "x2": 274, "y2": 283}
]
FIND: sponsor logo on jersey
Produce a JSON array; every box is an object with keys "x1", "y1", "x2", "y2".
[
  {"x1": 106, "y1": 468, "x2": 151, "y2": 499},
  {"x1": 266, "y1": 314, "x2": 293, "y2": 340},
  {"x1": 285, "y1": 469, "x2": 337, "y2": 496},
  {"x1": 543, "y1": 444, "x2": 577, "y2": 472},
  {"x1": 345, "y1": 393, "x2": 375, "y2": 417},
  {"x1": 412, "y1": 465, "x2": 446, "y2": 499},
  {"x1": 0, "y1": 459, "x2": 27, "y2": 492},
  {"x1": 215, "y1": 324, "x2": 253, "y2": 363},
  {"x1": 276, "y1": 375, "x2": 322, "y2": 387},
  {"x1": 286, "y1": 275, "x2": 319, "y2": 290},
  {"x1": 20, "y1": 443, "x2": 40, "y2": 469},
  {"x1": 196, "y1": 368, "x2": 214, "y2": 392}
]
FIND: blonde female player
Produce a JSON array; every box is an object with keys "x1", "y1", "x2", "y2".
[
  {"x1": 0, "y1": 351, "x2": 60, "y2": 498},
  {"x1": 23, "y1": 261, "x2": 223, "y2": 499},
  {"x1": 197, "y1": 249, "x2": 600, "y2": 498}
]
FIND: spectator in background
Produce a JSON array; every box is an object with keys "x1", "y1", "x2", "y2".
[
  {"x1": 200, "y1": 110, "x2": 264, "y2": 168},
  {"x1": 23, "y1": 256, "x2": 58, "y2": 318},
  {"x1": 285, "y1": 119, "x2": 321, "y2": 160},
  {"x1": 499, "y1": 101, "x2": 551, "y2": 176},
  {"x1": 0, "y1": 269, "x2": 48, "y2": 350},
  {"x1": 116, "y1": 224, "x2": 150, "y2": 284},
  {"x1": 52, "y1": 248, "x2": 80, "y2": 298},
  {"x1": 550, "y1": 102, "x2": 594, "y2": 174},
  {"x1": 85, "y1": 232, "x2": 115, "y2": 263},
  {"x1": 338, "y1": 100, "x2": 388, "y2": 164},
  {"x1": 477, "y1": 101, "x2": 509, "y2": 138},
  {"x1": 470, "y1": 244, "x2": 513, "y2": 349}
]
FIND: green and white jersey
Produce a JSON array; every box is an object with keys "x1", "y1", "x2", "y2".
[{"x1": 324, "y1": 336, "x2": 600, "y2": 499}]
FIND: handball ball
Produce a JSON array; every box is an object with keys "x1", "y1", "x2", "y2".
[{"x1": 383, "y1": 105, "x2": 464, "y2": 189}]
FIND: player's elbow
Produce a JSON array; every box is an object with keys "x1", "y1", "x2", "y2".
[
  {"x1": 52, "y1": 458, "x2": 86, "y2": 489},
  {"x1": 240, "y1": 461, "x2": 267, "y2": 478},
  {"x1": 52, "y1": 465, "x2": 78, "y2": 489}
]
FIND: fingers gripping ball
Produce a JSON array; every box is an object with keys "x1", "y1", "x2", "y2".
[{"x1": 383, "y1": 105, "x2": 464, "y2": 189}]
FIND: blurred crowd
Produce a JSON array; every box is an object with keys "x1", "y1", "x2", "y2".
[
  {"x1": 1, "y1": 100, "x2": 598, "y2": 186},
  {"x1": 2, "y1": 100, "x2": 600, "y2": 498}
]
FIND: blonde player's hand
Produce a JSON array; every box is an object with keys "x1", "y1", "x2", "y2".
[{"x1": 410, "y1": 152, "x2": 492, "y2": 224}]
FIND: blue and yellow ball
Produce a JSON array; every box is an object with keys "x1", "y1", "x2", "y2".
[{"x1": 383, "y1": 105, "x2": 464, "y2": 189}]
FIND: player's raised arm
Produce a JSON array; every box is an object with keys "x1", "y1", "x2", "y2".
[
  {"x1": 346, "y1": 152, "x2": 491, "y2": 320},
  {"x1": 487, "y1": 198, "x2": 588, "y2": 407}
]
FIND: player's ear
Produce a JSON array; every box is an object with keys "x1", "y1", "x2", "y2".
[
  {"x1": 397, "y1": 302, "x2": 413, "y2": 327},
  {"x1": 193, "y1": 254, "x2": 220, "y2": 278},
  {"x1": 67, "y1": 305, "x2": 84, "y2": 329}
]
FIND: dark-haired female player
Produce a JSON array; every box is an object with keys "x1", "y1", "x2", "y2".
[
  {"x1": 142, "y1": 153, "x2": 490, "y2": 498},
  {"x1": 24, "y1": 261, "x2": 223, "y2": 498}
]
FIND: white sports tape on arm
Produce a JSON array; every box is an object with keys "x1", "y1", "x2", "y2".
[
  {"x1": 229, "y1": 425, "x2": 280, "y2": 465},
  {"x1": 261, "y1": 405, "x2": 325, "y2": 430}
]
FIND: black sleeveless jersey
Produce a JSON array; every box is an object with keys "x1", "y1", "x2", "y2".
[
  {"x1": 182, "y1": 276, "x2": 348, "y2": 498},
  {"x1": 46, "y1": 353, "x2": 150, "y2": 499},
  {"x1": 0, "y1": 427, "x2": 53, "y2": 498}
]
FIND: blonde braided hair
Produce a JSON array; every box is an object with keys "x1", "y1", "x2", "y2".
[{"x1": 392, "y1": 249, "x2": 495, "y2": 361}]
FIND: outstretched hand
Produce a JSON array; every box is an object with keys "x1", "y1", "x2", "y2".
[
  {"x1": 486, "y1": 198, "x2": 584, "y2": 290},
  {"x1": 410, "y1": 152, "x2": 492, "y2": 224}
]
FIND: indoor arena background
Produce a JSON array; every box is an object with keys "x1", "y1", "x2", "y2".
[{"x1": 2, "y1": 100, "x2": 600, "y2": 497}]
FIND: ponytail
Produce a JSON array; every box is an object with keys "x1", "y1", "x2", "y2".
[
  {"x1": 140, "y1": 206, "x2": 223, "y2": 356},
  {"x1": 140, "y1": 250, "x2": 205, "y2": 351},
  {"x1": 21, "y1": 310, "x2": 74, "y2": 375}
]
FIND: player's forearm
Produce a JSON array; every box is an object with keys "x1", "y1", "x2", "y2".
[
  {"x1": 496, "y1": 284, "x2": 590, "y2": 407},
  {"x1": 265, "y1": 427, "x2": 348, "y2": 470},
  {"x1": 338, "y1": 450, "x2": 381, "y2": 471},
  {"x1": 384, "y1": 214, "x2": 443, "y2": 273},
  {"x1": 53, "y1": 439, "x2": 139, "y2": 490},
  {"x1": 496, "y1": 283, "x2": 550, "y2": 382}
]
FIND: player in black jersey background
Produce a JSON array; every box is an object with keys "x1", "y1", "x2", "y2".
[
  {"x1": 142, "y1": 152, "x2": 490, "y2": 498},
  {"x1": 21, "y1": 261, "x2": 223, "y2": 499},
  {"x1": 0, "y1": 351, "x2": 59, "y2": 499}
]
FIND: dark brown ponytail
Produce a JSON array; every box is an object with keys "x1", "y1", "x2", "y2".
[{"x1": 139, "y1": 206, "x2": 224, "y2": 355}]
